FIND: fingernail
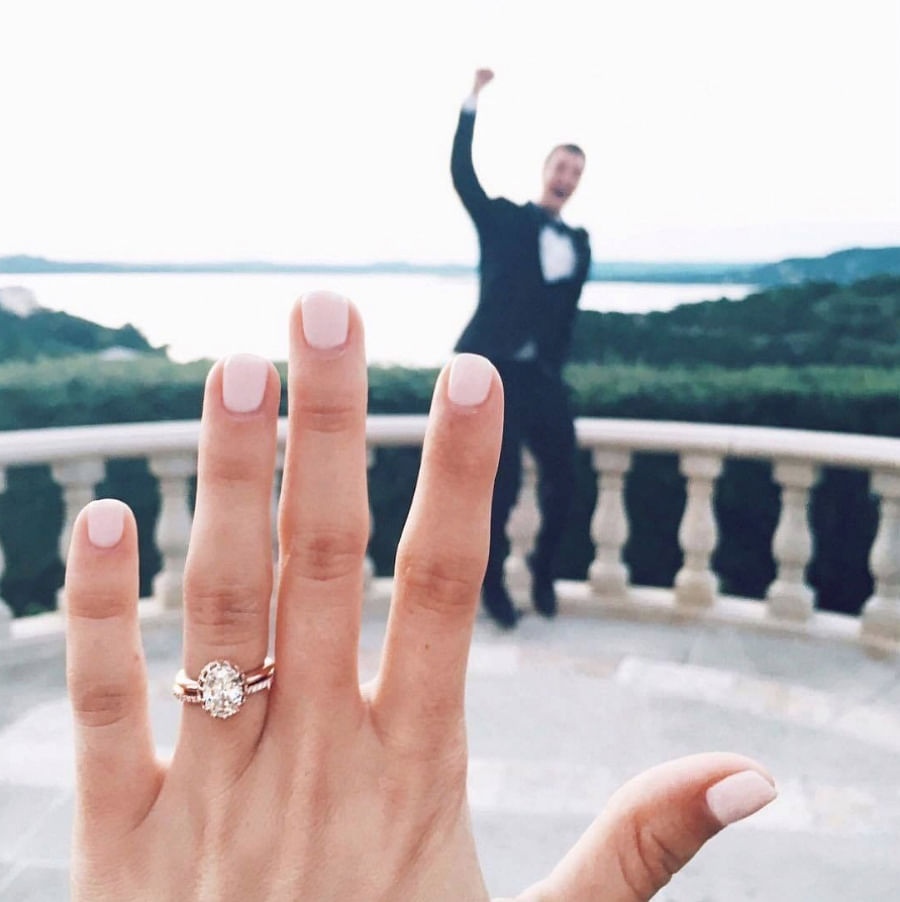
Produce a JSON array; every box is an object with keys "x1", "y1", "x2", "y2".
[
  {"x1": 222, "y1": 353, "x2": 269, "y2": 413},
  {"x1": 706, "y1": 771, "x2": 777, "y2": 826},
  {"x1": 300, "y1": 291, "x2": 349, "y2": 349},
  {"x1": 448, "y1": 354, "x2": 494, "y2": 406},
  {"x1": 86, "y1": 499, "x2": 126, "y2": 549}
]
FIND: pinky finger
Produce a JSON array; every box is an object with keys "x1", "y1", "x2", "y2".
[{"x1": 65, "y1": 499, "x2": 160, "y2": 830}]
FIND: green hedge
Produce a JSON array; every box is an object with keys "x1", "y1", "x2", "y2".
[{"x1": 1, "y1": 354, "x2": 898, "y2": 617}]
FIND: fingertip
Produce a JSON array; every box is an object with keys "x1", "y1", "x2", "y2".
[
  {"x1": 66, "y1": 500, "x2": 140, "y2": 621},
  {"x1": 206, "y1": 355, "x2": 281, "y2": 416},
  {"x1": 446, "y1": 353, "x2": 497, "y2": 408},
  {"x1": 294, "y1": 290, "x2": 364, "y2": 353},
  {"x1": 706, "y1": 769, "x2": 778, "y2": 827},
  {"x1": 221, "y1": 353, "x2": 274, "y2": 414},
  {"x1": 425, "y1": 358, "x2": 503, "y2": 474},
  {"x1": 84, "y1": 498, "x2": 131, "y2": 549}
]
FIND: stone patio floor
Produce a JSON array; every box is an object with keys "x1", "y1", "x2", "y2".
[{"x1": 1, "y1": 605, "x2": 899, "y2": 900}]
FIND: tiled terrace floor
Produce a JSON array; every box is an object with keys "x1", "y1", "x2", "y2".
[{"x1": 2, "y1": 604, "x2": 899, "y2": 900}]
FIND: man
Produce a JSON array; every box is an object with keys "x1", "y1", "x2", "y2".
[{"x1": 451, "y1": 68, "x2": 591, "y2": 628}]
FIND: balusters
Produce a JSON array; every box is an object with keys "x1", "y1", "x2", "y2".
[
  {"x1": 766, "y1": 460, "x2": 818, "y2": 621},
  {"x1": 0, "y1": 416, "x2": 897, "y2": 655},
  {"x1": 861, "y1": 471, "x2": 900, "y2": 642},
  {"x1": 149, "y1": 452, "x2": 196, "y2": 609},
  {"x1": 588, "y1": 449, "x2": 632, "y2": 602},
  {"x1": 269, "y1": 448, "x2": 285, "y2": 636},
  {"x1": 674, "y1": 453, "x2": 723, "y2": 608},
  {"x1": 51, "y1": 457, "x2": 105, "y2": 609},
  {"x1": 271, "y1": 448, "x2": 285, "y2": 567},
  {"x1": 505, "y1": 449, "x2": 540, "y2": 605},
  {"x1": 364, "y1": 446, "x2": 376, "y2": 596},
  {"x1": 0, "y1": 467, "x2": 11, "y2": 636}
]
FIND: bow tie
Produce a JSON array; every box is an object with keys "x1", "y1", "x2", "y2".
[{"x1": 544, "y1": 218, "x2": 568, "y2": 235}]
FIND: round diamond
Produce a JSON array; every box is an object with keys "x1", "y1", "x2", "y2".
[{"x1": 197, "y1": 661, "x2": 246, "y2": 719}]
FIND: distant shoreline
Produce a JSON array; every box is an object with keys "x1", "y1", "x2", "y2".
[
  {"x1": 0, "y1": 256, "x2": 755, "y2": 283},
  {"x1": 1, "y1": 246, "x2": 898, "y2": 286}
]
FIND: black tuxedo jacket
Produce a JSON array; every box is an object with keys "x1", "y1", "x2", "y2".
[{"x1": 451, "y1": 109, "x2": 591, "y2": 372}]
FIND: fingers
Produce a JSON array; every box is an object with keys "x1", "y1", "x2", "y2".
[
  {"x1": 65, "y1": 500, "x2": 160, "y2": 829},
  {"x1": 179, "y1": 355, "x2": 280, "y2": 748},
  {"x1": 270, "y1": 292, "x2": 370, "y2": 718},
  {"x1": 374, "y1": 354, "x2": 502, "y2": 746},
  {"x1": 518, "y1": 753, "x2": 777, "y2": 902}
]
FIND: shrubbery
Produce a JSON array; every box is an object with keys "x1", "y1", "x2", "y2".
[{"x1": 570, "y1": 276, "x2": 900, "y2": 368}]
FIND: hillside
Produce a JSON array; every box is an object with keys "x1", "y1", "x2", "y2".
[
  {"x1": 569, "y1": 275, "x2": 900, "y2": 367},
  {"x1": 748, "y1": 246, "x2": 900, "y2": 286},
  {"x1": 0, "y1": 292, "x2": 162, "y2": 362}
]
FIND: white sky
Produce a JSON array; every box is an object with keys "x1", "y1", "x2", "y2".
[{"x1": 1, "y1": 0, "x2": 898, "y2": 263}]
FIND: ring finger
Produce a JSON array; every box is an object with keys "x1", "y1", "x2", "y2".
[{"x1": 176, "y1": 353, "x2": 281, "y2": 762}]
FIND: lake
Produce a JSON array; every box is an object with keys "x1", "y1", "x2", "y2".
[{"x1": 2, "y1": 273, "x2": 754, "y2": 367}]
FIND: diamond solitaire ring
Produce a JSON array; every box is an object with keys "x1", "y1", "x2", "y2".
[{"x1": 172, "y1": 657, "x2": 275, "y2": 719}]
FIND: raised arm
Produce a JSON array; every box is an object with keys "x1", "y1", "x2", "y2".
[{"x1": 451, "y1": 68, "x2": 495, "y2": 227}]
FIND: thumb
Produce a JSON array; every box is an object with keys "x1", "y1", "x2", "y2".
[{"x1": 511, "y1": 753, "x2": 777, "y2": 902}]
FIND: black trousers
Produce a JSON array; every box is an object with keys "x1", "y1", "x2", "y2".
[{"x1": 484, "y1": 360, "x2": 577, "y2": 588}]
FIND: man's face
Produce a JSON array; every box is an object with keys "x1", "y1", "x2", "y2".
[{"x1": 541, "y1": 149, "x2": 585, "y2": 213}]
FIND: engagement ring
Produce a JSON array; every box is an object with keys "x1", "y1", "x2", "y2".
[{"x1": 172, "y1": 657, "x2": 275, "y2": 719}]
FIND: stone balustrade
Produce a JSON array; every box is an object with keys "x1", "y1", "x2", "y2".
[{"x1": 1, "y1": 416, "x2": 899, "y2": 651}]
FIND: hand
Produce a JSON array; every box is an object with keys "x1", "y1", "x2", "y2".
[
  {"x1": 472, "y1": 67, "x2": 495, "y2": 95},
  {"x1": 66, "y1": 292, "x2": 776, "y2": 901}
]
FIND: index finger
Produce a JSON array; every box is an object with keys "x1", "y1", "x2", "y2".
[{"x1": 373, "y1": 354, "x2": 503, "y2": 745}]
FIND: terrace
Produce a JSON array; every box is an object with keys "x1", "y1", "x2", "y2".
[{"x1": 1, "y1": 416, "x2": 899, "y2": 900}]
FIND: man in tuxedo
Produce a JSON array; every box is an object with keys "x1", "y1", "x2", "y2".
[{"x1": 451, "y1": 68, "x2": 591, "y2": 628}]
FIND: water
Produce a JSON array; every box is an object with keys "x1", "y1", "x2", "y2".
[{"x1": 1, "y1": 273, "x2": 754, "y2": 366}]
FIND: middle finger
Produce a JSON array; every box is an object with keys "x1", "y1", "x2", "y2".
[{"x1": 270, "y1": 291, "x2": 369, "y2": 725}]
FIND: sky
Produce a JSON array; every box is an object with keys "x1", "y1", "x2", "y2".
[{"x1": 1, "y1": 0, "x2": 898, "y2": 264}]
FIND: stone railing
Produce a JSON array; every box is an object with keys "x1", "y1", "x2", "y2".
[{"x1": 1, "y1": 417, "x2": 898, "y2": 652}]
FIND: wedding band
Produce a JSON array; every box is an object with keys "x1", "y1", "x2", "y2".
[{"x1": 172, "y1": 657, "x2": 275, "y2": 719}]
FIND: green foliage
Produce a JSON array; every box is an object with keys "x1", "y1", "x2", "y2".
[
  {"x1": 0, "y1": 355, "x2": 210, "y2": 430},
  {"x1": 1, "y1": 354, "x2": 898, "y2": 620},
  {"x1": 570, "y1": 276, "x2": 900, "y2": 367},
  {"x1": 0, "y1": 306, "x2": 162, "y2": 362},
  {"x1": 749, "y1": 246, "x2": 900, "y2": 286}
]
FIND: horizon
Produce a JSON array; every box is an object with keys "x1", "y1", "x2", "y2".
[{"x1": 3, "y1": 242, "x2": 898, "y2": 270}]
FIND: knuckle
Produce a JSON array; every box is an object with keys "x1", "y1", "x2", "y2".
[
  {"x1": 200, "y1": 451, "x2": 263, "y2": 487},
  {"x1": 67, "y1": 586, "x2": 131, "y2": 622},
  {"x1": 617, "y1": 815, "x2": 679, "y2": 898},
  {"x1": 294, "y1": 395, "x2": 361, "y2": 435},
  {"x1": 69, "y1": 680, "x2": 136, "y2": 729},
  {"x1": 184, "y1": 574, "x2": 269, "y2": 636},
  {"x1": 281, "y1": 526, "x2": 368, "y2": 584},
  {"x1": 395, "y1": 550, "x2": 483, "y2": 615}
]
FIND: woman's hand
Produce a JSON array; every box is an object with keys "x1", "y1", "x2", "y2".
[{"x1": 66, "y1": 292, "x2": 775, "y2": 901}]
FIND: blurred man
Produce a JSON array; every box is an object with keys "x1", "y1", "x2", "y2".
[{"x1": 451, "y1": 68, "x2": 591, "y2": 628}]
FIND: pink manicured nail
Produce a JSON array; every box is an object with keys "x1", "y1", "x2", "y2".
[
  {"x1": 301, "y1": 291, "x2": 349, "y2": 349},
  {"x1": 86, "y1": 499, "x2": 126, "y2": 549},
  {"x1": 222, "y1": 353, "x2": 268, "y2": 413},
  {"x1": 706, "y1": 771, "x2": 777, "y2": 826},
  {"x1": 448, "y1": 354, "x2": 494, "y2": 406}
]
